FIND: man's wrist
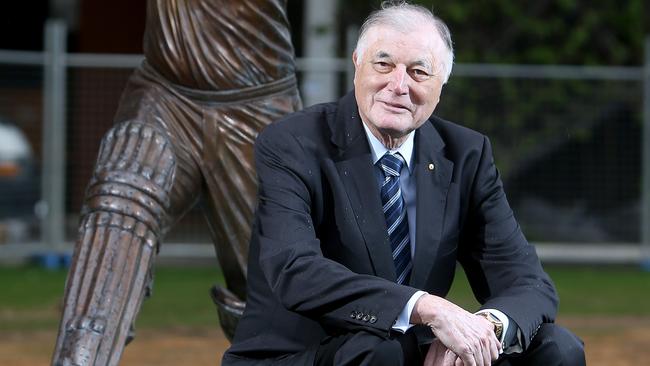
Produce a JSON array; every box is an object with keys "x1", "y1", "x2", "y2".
[
  {"x1": 393, "y1": 291, "x2": 427, "y2": 333},
  {"x1": 411, "y1": 292, "x2": 441, "y2": 325}
]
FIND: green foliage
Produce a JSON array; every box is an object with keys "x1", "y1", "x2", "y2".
[
  {"x1": 337, "y1": 0, "x2": 645, "y2": 186},
  {"x1": 436, "y1": 77, "x2": 642, "y2": 178},
  {"x1": 342, "y1": 0, "x2": 645, "y2": 66}
]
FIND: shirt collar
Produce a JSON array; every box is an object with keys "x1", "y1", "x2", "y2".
[{"x1": 362, "y1": 121, "x2": 414, "y2": 172}]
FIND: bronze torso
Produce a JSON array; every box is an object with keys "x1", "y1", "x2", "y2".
[{"x1": 144, "y1": 0, "x2": 296, "y2": 89}]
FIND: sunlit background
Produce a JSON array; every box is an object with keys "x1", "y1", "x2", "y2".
[{"x1": 0, "y1": 1, "x2": 648, "y2": 365}]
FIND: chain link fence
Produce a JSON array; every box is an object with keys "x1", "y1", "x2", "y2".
[{"x1": 0, "y1": 22, "x2": 648, "y2": 265}]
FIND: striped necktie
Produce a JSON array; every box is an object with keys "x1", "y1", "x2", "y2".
[{"x1": 378, "y1": 153, "x2": 412, "y2": 285}]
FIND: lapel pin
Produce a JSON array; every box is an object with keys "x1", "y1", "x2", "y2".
[{"x1": 428, "y1": 163, "x2": 435, "y2": 171}]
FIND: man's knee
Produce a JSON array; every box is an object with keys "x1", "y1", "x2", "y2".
[
  {"x1": 322, "y1": 331, "x2": 405, "y2": 366},
  {"x1": 530, "y1": 324, "x2": 585, "y2": 366},
  {"x1": 366, "y1": 338, "x2": 403, "y2": 366}
]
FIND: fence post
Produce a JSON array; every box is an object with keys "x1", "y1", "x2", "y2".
[
  {"x1": 41, "y1": 20, "x2": 68, "y2": 253},
  {"x1": 345, "y1": 25, "x2": 358, "y2": 92},
  {"x1": 642, "y1": 35, "x2": 650, "y2": 270},
  {"x1": 301, "y1": 0, "x2": 337, "y2": 106}
]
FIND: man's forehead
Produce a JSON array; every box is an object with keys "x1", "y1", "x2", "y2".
[
  {"x1": 372, "y1": 50, "x2": 432, "y2": 67},
  {"x1": 363, "y1": 24, "x2": 443, "y2": 59}
]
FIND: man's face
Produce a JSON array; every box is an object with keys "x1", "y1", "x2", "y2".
[{"x1": 353, "y1": 23, "x2": 446, "y2": 142}]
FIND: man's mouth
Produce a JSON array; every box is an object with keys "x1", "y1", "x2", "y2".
[{"x1": 380, "y1": 101, "x2": 410, "y2": 112}]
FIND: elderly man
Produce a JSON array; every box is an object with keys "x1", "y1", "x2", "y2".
[{"x1": 223, "y1": 2, "x2": 584, "y2": 365}]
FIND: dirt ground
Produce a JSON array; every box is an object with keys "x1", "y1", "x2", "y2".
[{"x1": 2, "y1": 316, "x2": 648, "y2": 365}]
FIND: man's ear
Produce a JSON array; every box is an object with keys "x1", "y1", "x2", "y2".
[{"x1": 351, "y1": 52, "x2": 359, "y2": 84}]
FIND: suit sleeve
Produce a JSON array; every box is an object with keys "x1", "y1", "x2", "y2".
[
  {"x1": 251, "y1": 123, "x2": 417, "y2": 335},
  {"x1": 457, "y1": 136, "x2": 559, "y2": 351}
]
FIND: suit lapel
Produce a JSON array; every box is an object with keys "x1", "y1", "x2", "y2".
[
  {"x1": 331, "y1": 92, "x2": 397, "y2": 281},
  {"x1": 410, "y1": 121, "x2": 454, "y2": 288}
]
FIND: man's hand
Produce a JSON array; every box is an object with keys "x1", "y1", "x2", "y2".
[
  {"x1": 424, "y1": 339, "x2": 461, "y2": 366},
  {"x1": 411, "y1": 294, "x2": 502, "y2": 366}
]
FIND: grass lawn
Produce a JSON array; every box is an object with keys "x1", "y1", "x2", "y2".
[
  {"x1": 1, "y1": 264, "x2": 649, "y2": 333},
  {"x1": 447, "y1": 264, "x2": 650, "y2": 316},
  {"x1": 0, "y1": 265, "x2": 225, "y2": 332}
]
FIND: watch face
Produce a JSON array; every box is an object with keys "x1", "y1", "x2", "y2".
[
  {"x1": 495, "y1": 323, "x2": 503, "y2": 339},
  {"x1": 481, "y1": 313, "x2": 503, "y2": 338}
]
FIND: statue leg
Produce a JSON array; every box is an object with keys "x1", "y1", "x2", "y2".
[
  {"x1": 201, "y1": 83, "x2": 301, "y2": 339},
  {"x1": 52, "y1": 114, "x2": 200, "y2": 365}
]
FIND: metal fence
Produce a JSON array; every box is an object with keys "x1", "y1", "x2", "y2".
[{"x1": 0, "y1": 21, "x2": 648, "y2": 265}]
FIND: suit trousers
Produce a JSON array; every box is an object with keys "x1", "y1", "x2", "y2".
[
  {"x1": 312, "y1": 324, "x2": 584, "y2": 366},
  {"x1": 314, "y1": 330, "x2": 422, "y2": 366}
]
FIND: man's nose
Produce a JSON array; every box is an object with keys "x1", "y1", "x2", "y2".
[{"x1": 388, "y1": 65, "x2": 408, "y2": 95}]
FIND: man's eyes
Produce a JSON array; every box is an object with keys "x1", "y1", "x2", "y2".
[
  {"x1": 371, "y1": 62, "x2": 432, "y2": 80},
  {"x1": 373, "y1": 61, "x2": 392, "y2": 71},
  {"x1": 410, "y1": 68, "x2": 431, "y2": 80}
]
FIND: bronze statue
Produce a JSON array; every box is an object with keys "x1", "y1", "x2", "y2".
[{"x1": 52, "y1": 0, "x2": 301, "y2": 364}]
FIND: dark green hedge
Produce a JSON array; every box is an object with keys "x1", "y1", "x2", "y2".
[{"x1": 338, "y1": 0, "x2": 645, "y2": 66}]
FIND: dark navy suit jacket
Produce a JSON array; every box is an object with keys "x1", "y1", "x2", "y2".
[{"x1": 223, "y1": 91, "x2": 558, "y2": 365}]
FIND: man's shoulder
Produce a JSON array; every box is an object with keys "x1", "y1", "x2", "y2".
[
  {"x1": 255, "y1": 100, "x2": 339, "y2": 155},
  {"x1": 260, "y1": 102, "x2": 337, "y2": 142},
  {"x1": 426, "y1": 115, "x2": 486, "y2": 148},
  {"x1": 264, "y1": 101, "x2": 337, "y2": 136}
]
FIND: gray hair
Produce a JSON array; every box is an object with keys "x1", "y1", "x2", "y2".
[{"x1": 354, "y1": 1, "x2": 454, "y2": 84}]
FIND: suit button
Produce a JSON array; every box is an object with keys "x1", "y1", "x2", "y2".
[
  {"x1": 356, "y1": 313, "x2": 364, "y2": 320},
  {"x1": 350, "y1": 311, "x2": 357, "y2": 319},
  {"x1": 370, "y1": 316, "x2": 377, "y2": 323},
  {"x1": 362, "y1": 315, "x2": 370, "y2": 322}
]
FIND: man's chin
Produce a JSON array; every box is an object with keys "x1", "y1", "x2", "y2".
[{"x1": 377, "y1": 125, "x2": 412, "y2": 140}]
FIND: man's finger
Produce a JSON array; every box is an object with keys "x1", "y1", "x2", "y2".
[
  {"x1": 470, "y1": 336, "x2": 485, "y2": 366},
  {"x1": 441, "y1": 348, "x2": 459, "y2": 366},
  {"x1": 475, "y1": 341, "x2": 487, "y2": 366},
  {"x1": 482, "y1": 332, "x2": 499, "y2": 363},
  {"x1": 424, "y1": 341, "x2": 445, "y2": 366},
  {"x1": 479, "y1": 346, "x2": 492, "y2": 366},
  {"x1": 457, "y1": 347, "x2": 477, "y2": 366},
  {"x1": 489, "y1": 335, "x2": 501, "y2": 361}
]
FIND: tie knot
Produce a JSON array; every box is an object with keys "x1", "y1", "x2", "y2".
[{"x1": 379, "y1": 153, "x2": 405, "y2": 177}]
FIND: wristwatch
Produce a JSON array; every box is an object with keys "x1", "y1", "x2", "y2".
[{"x1": 478, "y1": 312, "x2": 503, "y2": 340}]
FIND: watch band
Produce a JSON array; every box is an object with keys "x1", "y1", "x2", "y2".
[{"x1": 478, "y1": 312, "x2": 504, "y2": 340}]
